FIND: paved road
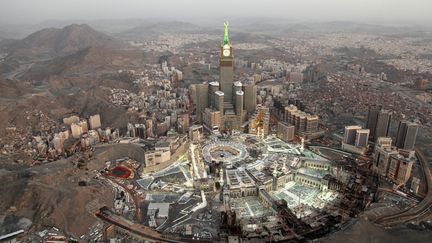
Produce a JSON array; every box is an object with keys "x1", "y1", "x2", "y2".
[{"x1": 375, "y1": 149, "x2": 432, "y2": 225}]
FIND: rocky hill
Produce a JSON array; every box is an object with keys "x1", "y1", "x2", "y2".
[{"x1": 5, "y1": 24, "x2": 123, "y2": 60}]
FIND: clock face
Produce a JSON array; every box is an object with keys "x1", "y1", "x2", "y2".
[{"x1": 223, "y1": 49, "x2": 230, "y2": 57}]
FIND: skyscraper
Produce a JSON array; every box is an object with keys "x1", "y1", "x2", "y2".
[
  {"x1": 243, "y1": 82, "x2": 257, "y2": 115},
  {"x1": 192, "y1": 83, "x2": 209, "y2": 122},
  {"x1": 215, "y1": 91, "x2": 224, "y2": 114},
  {"x1": 395, "y1": 121, "x2": 419, "y2": 150},
  {"x1": 209, "y1": 81, "x2": 219, "y2": 108},
  {"x1": 343, "y1": 125, "x2": 362, "y2": 145},
  {"x1": 220, "y1": 21, "x2": 234, "y2": 103},
  {"x1": 190, "y1": 22, "x2": 257, "y2": 132},
  {"x1": 235, "y1": 91, "x2": 244, "y2": 118},
  {"x1": 375, "y1": 109, "x2": 392, "y2": 142},
  {"x1": 388, "y1": 154, "x2": 414, "y2": 185},
  {"x1": 355, "y1": 129, "x2": 370, "y2": 147},
  {"x1": 342, "y1": 125, "x2": 368, "y2": 154},
  {"x1": 366, "y1": 105, "x2": 381, "y2": 140}
]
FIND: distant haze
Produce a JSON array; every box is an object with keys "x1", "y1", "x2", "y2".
[{"x1": 0, "y1": 0, "x2": 431, "y2": 25}]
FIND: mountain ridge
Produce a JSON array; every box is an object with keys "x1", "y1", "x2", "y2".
[{"x1": 6, "y1": 24, "x2": 123, "y2": 60}]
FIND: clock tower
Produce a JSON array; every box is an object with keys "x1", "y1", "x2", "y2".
[{"x1": 220, "y1": 21, "x2": 234, "y2": 102}]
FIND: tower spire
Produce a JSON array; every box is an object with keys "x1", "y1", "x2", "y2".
[{"x1": 223, "y1": 21, "x2": 230, "y2": 46}]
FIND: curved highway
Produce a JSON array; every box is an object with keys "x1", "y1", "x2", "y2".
[
  {"x1": 375, "y1": 149, "x2": 432, "y2": 226},
  {"x1": 96, "y1": 207, "x2": 212, "y2": 243}
]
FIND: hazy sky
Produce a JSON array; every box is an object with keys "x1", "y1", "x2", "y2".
[{"x1": 0, "y1": 0, "x2": 431, "y2": 25}]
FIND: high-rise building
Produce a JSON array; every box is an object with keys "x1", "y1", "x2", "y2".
[
  {"x1": 88, "y1": 130, "x2": 100, "y2": 145},
  {"x1": 215, "y1": 91, "x2": 224, "y2": 114},
  {"x1": 233, "y1": 81, "x2": 242, "y2": 102},
  {"x1": 277, "y1": 122, "x2": 295, "y2": 142},
  {"x1": 343, "y1": 125, "x2": 362, "y2": 145},
  {"x1": 79, "y1": 120, "x2": 88, "y2": 133},
  {"x1": 175, "y1": 70, "x2": 183, "y2": 81},
  {"x1": 366, "y1": 105, "x2": 381, "y2": 140},
  {"x1": 305, "y1": 115, "x2": 319, "y2": 133},
  {"x1": 157, "y1": 122, "x2": 169, "y2": 136},
  {"x1": 296, "y1": 112, "x2": 307, "y2": 132},
  {"x1": 253, "y1": 74, "x2": 261, "y2": 83},
  {"x1": 193, "y1": 83, "x2": 209, "y2": 122},
  {"x1": 388, "y1": 154, "x2": 414, "y2": 185},
  {"x1": 209, "y1": 82, "x2": 219, "y2": 108},
  {"x1": 146, "y1": 119, "x2": 154, "y2": 138},
  {"x1": 342, "y1": 125, "x2": 368, "y2": 154},
  {"x1": 395, "y1": 121, "x2": 418, "y2": 150},
  {"x1": 135, "y1": 124, "x2": 146, "y2": 139},
  {"x1": 189, "y1": 125, "x2": 203, "y2": 142},
  {"x1": 376, "y1": 137, "x2": 392, "y2": 149},
  {"x1": 71, "y1": 123, "x2": 83, "y2": 139},
  {"x1": 89, "y1": 114, "x2": 101, "y2": 130},
  {"x1": 190, "y1": 22, "x2": 256, "y2": 131},
  {"x1": 220, "y1": 22, "x2": 234, "y2": 102},
  {"x1": 398, "y1": 149, "x2": 416, "y2": 160},
  {"x1": 355, "y1": 129, "x2": 370, "y2": 147},
  {"x1": 284, "y1": 105, "x2": 298, "y2": 124},
  {"x1": 127, "y1": 123, "x2": 136, "y2": 137},
  {"x1": 203, "y1": 108, "x2": 222, "y2": 131},
  {"x1": 282, "y1": 104, "x2": 320, "y2": 138},
  {"x1": 287, "y1": 72, "x2": 303, "y2": 83},
  {"x1": 177, "y1": 113, "x2": 190, "y2": 133},
  {"x1": 52, "y1": 133, "x2": 65, "y2": 154},
  {"x1": 235, "y1": 91, "x2": 244, "y2": 119},
  {"x1": 373, "y1": 146, "x2": 398, "y2": 177},
  {"x1": 375, "y1": 109, "x2": 392, "y2": 142}
]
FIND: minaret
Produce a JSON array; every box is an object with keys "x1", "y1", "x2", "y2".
[
  {"x1": 272, "y1": 162, "x2": 278, "y2": 177},
  {"x1": 282, "y1": 162, "x2": 288, "y2": 174},
  {"x1": 220, "y1": 21, "x2": 234, "y2": 102}
]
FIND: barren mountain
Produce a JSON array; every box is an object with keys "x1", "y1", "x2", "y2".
[
  {"x1": 5, "y1": 24, "x2": 123, "y2": 60},
  {"x1": 0, "y1": 153, "x2": 115, "y2": 237},
  {"x1": 18, "y1": 46, "x2": 147, "y2": 81}
]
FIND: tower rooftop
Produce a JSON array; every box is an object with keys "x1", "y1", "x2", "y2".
[
  {"x1": 234, "y1": 81, "x2": 242, "y2": 87},
  {"x1": 215, "y1": 91, "x2": 224, "y2": 96},
  {"x1": 223, "y1": 21, "x2": 230, "y2": 46}
]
